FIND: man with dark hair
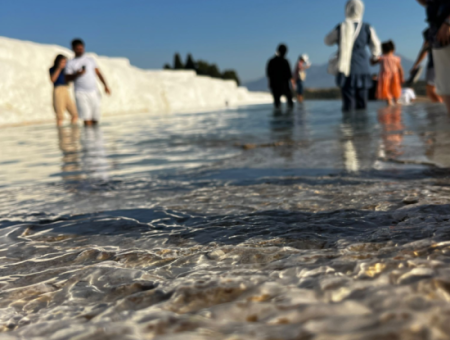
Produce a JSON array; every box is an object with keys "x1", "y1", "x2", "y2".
[
  {"x1": 266, "y1": 44, "x2": 294, "y2": 109},
  {"x1": 65, "y1": 39, "x2": 111, "y2": 126},
  {"x1": 71, "y1": 39, "x2": 84, "y2": 49}
]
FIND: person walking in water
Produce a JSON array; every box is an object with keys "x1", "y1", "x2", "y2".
[
  {"x1": 373, "y1": 41, "x2": 404, "y2": 106},
  {"x1": 416, "y1": 0, "x2": 450, "y2": 114},
  {"x1": 292, "y1": 54, "x2": 311, "y2": 103},
  {"x1": 49, "y1": 55, "x2": 78, "y2": 127},
  {"x1": 65, "y1": 39, "x2": 111, "y2": 126},
  {"x1": 410, "y1": 29, "x2": 443, "y2": 103},
  {"x1": 267, "y1": 44, "x2": 294, "y2": 110},
  {"x1": 325, "y1": 0, "x2": 381, "y2": 112}
]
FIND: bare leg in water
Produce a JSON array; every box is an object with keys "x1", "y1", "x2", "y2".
[{"x1": 426, "y1": 84, "x2": 443, "y2": 103}]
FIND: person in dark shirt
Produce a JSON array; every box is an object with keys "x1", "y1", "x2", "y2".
[
  {"x1": 49, "y1": 54, "x2": 78, "y2": 126},
  {"x1": 267, "y1": 44, "x2": 294, "y2": 110}
]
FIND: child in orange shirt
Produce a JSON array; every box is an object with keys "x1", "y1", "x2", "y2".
[{"x1": 373, "y1": 41, "x2": 404, "y2": 106}]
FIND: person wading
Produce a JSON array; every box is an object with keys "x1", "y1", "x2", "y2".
[
  {"x1": 410, "y1": 28, "x2": 443, "y2": 103},
  {"x1": 65, "y1": 39, "x2": 111, "y2": 126},
  {"x1": 49, "y1": 55, "x2": 78, "y2": 127},
  {"x1": 292, "y1": 54, "x2": 311, "y2": 103},
  {"x1": 416, "y1": 0, "x2": 450, "y2": 113},
  {"x1": 372, "y1": 41, "x2": 405, "y2": 106},
  {"x1": 325, "y1": 0, "x2": 381, "y2": 112},
  {"x1": 267, "y1": 44, "x2": 294, "y2": 110}
]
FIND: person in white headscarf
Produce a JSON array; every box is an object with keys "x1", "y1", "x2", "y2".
[{"x1": 325, "y1": 0, "x2": 381, "y2": 111}]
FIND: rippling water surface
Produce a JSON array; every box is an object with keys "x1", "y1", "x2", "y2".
[{"x1": 3, "y1": 101, "x2": 450, "y2": 339}]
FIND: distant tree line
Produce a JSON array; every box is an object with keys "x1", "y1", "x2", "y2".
[{"x1": 164, "y1": 53, "x2": 241, "y2": 86}]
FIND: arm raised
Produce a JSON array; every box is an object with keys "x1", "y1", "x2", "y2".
[{"x1": 50, "y1": 68, "x2": 63, "y2": 83}]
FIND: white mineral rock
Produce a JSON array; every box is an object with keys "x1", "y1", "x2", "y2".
[{"x1": 0, "y1": 36, "x2": 271, "y2": 126}]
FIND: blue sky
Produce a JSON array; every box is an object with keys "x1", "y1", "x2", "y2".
[{"x1": 0, "y1": 0, "x2": 427, "y2": 82}]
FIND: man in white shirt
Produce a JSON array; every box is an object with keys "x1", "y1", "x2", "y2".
[{"x1": 65, "y1": 39, "x2": 111, "y2": 126}]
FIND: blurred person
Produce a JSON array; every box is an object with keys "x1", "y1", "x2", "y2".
[
  {"x1": 325, "y1": 0, "x2": 381, "y2": 112},
  {"x1": 292, "y1": 54, "x2": 311, "y2": 103},
  {"x1": 372, "y1": 41, "x2": 404, "y2": 106},
  {"x1": 267, "y1": 44, "x2": 294, "y2": 110},
  {"x1": 65, "y1": 39, "x2": 111, "y2": 126},
  {"x1": 49, "y1": 55, "x2": 78, "y2": 126},
  {"x1": 416, "y1": 0, "x2": 450, "y2": 113},
  {"x1": 410, "y1": 28, "x2": 443, "y2": 103}
]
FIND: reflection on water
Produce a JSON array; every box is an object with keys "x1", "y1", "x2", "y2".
[
  {"x1": 80, "y1": 127, "x2": 110, "y2": 180},
  {"x1": 3, "y1": 102, "x2": 446, "y2": 188},
  {"x1": 340, "y1": 111, "x2": 364, "y2": 173},
  {"x1": 57, "y1": 126, "x2": 110, "y2": 182},
  {"x1": 378, "y1": 106, "x2": 405, "y2": 159},
  {"x1": 58, "y1": 126, "x2": 81, "y2": 182},
  {"x1": 340, "y1": 111, "x2": 379, "y2": 174},
  {"x1": 4, "y1": 102, "x2": 450, "y2": 339}
]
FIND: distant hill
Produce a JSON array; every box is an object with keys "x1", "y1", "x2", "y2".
[{"x1": 244, "y1": 55, "x2": 419, "y2": 91}]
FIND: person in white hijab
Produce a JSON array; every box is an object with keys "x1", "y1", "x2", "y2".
[{"x1": 325, "y1": 0, "x2": 381, "y2": 111}]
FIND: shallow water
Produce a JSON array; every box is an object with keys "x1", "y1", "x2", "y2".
[{"x1": 2, "y1": 101, "x2": 450, "y2": 339}]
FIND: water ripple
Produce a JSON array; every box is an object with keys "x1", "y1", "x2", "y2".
[{"x1": 2, "y1": 102, "x2": 450, "y2": 338}]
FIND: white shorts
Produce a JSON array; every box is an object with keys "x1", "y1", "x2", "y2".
[
  {"x1": 433, "y1": 44, "x2": 450, "y2": 96},
  {"x1": 75, "y1": 91, "x2": 101, "y2": 121}
]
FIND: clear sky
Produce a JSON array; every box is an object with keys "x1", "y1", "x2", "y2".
[{"x1": 0, "y1": 0, "x2": 427, "y2": 82}]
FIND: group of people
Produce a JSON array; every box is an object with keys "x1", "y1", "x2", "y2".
[
  {"x1": 266, "y1": 48, "x2": 311, "y2": 110},
  {"x1": 267, "y1": 0, "x2": 450, "y2": 114},
  {"x1": 53, "y1": 0, "x2": 450, "y2": 126},
  {"x1": 49, "y1": 39, "x2": 111, "y2": 127}
]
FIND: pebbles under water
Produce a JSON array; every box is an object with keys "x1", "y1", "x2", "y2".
[{"x1": 2, "y1": 101, "x2": 450, "y2": 339}]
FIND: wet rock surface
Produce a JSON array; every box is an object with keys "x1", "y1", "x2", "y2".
[{"x1": 2, "y1": 102, "x2": 450, "y2": 339}]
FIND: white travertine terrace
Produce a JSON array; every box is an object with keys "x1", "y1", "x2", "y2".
[{"x1": 0, "y1": 36, "x2": 271, "y2": 126}]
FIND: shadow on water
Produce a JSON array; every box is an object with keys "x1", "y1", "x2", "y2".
[{"x1": 1, "y1": 204, "x2": 447, "y2": 249}]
